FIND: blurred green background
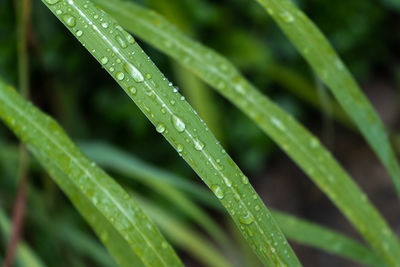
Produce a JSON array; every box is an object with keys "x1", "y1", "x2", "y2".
[{"x1": 1, "y1": 0, "x2": 400, "y2": 266}]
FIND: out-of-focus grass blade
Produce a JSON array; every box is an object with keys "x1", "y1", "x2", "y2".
[
  {"x1": 137, "y1": 197, "x2": 232, "y2": 267},
  {"x1": 0, "y1": 207, "x2": 45, "y2": 267},
  {"x1": 90, "y1": 0, "x2": 400, "y2": 265},
  {"x1": 79, "y1": 142, "x2": 218, "y2": 209},
  {"x1": 0, "y1": 80, "x2": 182, "y2": 267},
  {"x1": 253, "y1": 0, "x2": 400, "y2": 199},
  {"x1": 81, "y1": 142, "x2": 232, "y2": 252},
  {"x1": 272, "y1": 211, "x2": 385, "y2": 267},
  {"x1": 40, "y1": 0, "x2": 301, "y2": 265}
]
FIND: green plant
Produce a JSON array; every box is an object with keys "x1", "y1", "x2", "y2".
[{"x1": 0, "y1": 0, "x2": 399, "y2": 266}]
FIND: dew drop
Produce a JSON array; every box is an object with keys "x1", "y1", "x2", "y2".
[
  {"x1": 45, "y1": 0, "x2": 59, "y2": 4},
  {"x1": 241, "y1": 174, "x2": 249, "y2": 184},
  {"x1": 194, "y1": 138, "x2": 204, "y2": 151},
  {"x1": 240, "y1": 213, "x2": 254, "y2": 225},
  {"x1": 280, "y1": 11, "x2": 294, "y2": 23},
  {"x1": 62, "y1": 14, "x2": 76, "y2": 27},
  {"x1": 176, "y1": 144, "x2": 184, "y2": 153},
  {"x1": 115, "y1": 72, "x2": 125, "y2": 81},
  {"x1": 76, "y1": 30, "x2": 83, "y2": 37},
  {"x1": 123, "y1": 63, "x2": 144, "y2": 82},
  {"x1": 156, "y1": 123, "x2": 166, "y2": 133},
  {"x1": 211, "y1": 185, "x2": 224, "y2": 199},
  {"x1": 129, "y1": 86, "x2": 137, "y2": 95},
  {"x1": 115, "y1": 35, "x2": 127, "y2": 48},
  {"x1": 223, "y1": 177, "x2": 232, "y2": 187},
  {"x1": 102, "y1": 22, "x2": 109, "y2": 28},
  {"x1": 171, "y1": 115, "x2": 186, "y2": 132}
]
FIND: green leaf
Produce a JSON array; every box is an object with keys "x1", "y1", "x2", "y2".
[
  {"x1": 253, "y1": 0, "x2": 400, "y2": 199},
  {"x1": 39, "y1": 0, "x2": 301, "y2": 265},
  {"x1": 0, "y1": 80, "x2": 182, "y2": 267},
  {"x1": 89, "y1": 0, "x2": 400, "y2": 265},
  {"x1": 137, "y1": 197, "x2": 232, "y2": 267},
  {"x1": 82, "y1": 142, "x2": 386, "y2": 267},
  {"x1": 272, "y1": 211, "x2": 385, "y2": 267},
  {"x1": 80, "y1": 142, "x2": 232, "y2": 252}
]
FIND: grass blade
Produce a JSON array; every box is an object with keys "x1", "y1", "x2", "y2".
[
  {"x1": 90, "y1": 0, "x2": 400, "y2": 265},
  {"x1": 137, "y1": 197, "x2": 232, "y2": 267},
  {"x1": 40, "y1": 0, "x2": 301, "y2": 265},
  {"x1": 78, "y1": 142, "x2": 218, "y2": 209},
  {"x1": 253, "y1": 0, "x2": 400, "y2": 198},
  {"x1": 272, "y1": 211, "x2": 385, "y2": 267},
  {"x1": 0, "y1": 80, "x2": 182, "y2": 267},
  {"x1": 80, "y1": 142, "x2": 231, "y2": 251},
  {"x1": 83, "y1": 141, "x2": 386, "y2": 267}
]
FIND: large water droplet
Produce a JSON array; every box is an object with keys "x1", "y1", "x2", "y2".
[
  {"x1": 115, "y1": 35, "x2": 127, "y2": 48},
  {"x1": 123, "y1": 63, "x2": 144, "y2": 82},
  {"x1": 45, "y1": 0, "x2": 59, "y2": 4},
  {"x1": 211, "y1": 185, "x2": 224, "y2": 199},
  {"x1": 62, "y1": 14, "x2": 76, "y2": 27},
  {"x1": 171, "y1": 115, "x2": 185, "y2": 132},
  {"x1": 240, "y1": 213, "x2": 254, "y2": 225},
  {"x1": 156, "y1": 123, "x2": 166, "y2": 133},
  {"x1": 194, "y1": 138, "x2": 204, "y2": 151},
  {"x1": 115, "y1": 72, "x2": 125, "y2": 81}
]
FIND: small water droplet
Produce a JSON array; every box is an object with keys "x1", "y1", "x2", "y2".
[
  {"x1": 123, "y1": 63, "x2": 144, "y2": 82},
  {"x1": 55, "y1": 9, "x2": 62, "y2": 15},
  {"x1": 76, "y1": 30, "x2": 83, "y2": 37},
  {"x1": 115, "y1": 35, "x2": 127, "y2": 48},
  {"x1": 129, "y1": 86, "x2": 137, "y2": 95},
  {"x1": 223, "y1": 177, "x2": 232, "y2": 187},
  {"x1": 171, "y1": 115, "x2": 185, "y2": 132},
  {"x1": 211, "y1": 185, "x2": 224, "y2": 199},
  {"x1": 255, "y1": 205, "x2": 260, "y2": 211},
  {"x1": 115, "y1": 72, "x2": 125, "y2": 81},
  {"x1": 280, "y1": 11, "x2": 294, "y2": 23},
  {"x1": 102, "y1": 22, "x2": 109, "y2": 28},
  {"x1": 240, "y1": 213, "x2": 254, "y2": 225},
  {"x1": 176, "y1": 144, "x2": 183, "y2": 153},
  {"x1": 193, "y1": 138, "x2": 204, "y2": 151},
  {"x1": 62, "y1": 14, "x2": 76, "y2": 27},
  {"x1": 156, "y1": 123, "x2": 166, "y2": 133},
  {"x1": 241, "y1": 174, "x2": 249, "y2": 184}
]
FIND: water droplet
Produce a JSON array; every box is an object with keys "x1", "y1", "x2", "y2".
[
  {"x1": 161, "y1": 242, "x2": 168, "y2": 248},
  {"x1": 123, "y1": 63, "x2": 144, "y2": 82},
  {"x1": 102, "y1": 22, "x2": 109, "y2": 28},
  {"x1": 171, "y1": 115, "x2": 185, "y2": 132},
  {"x1": 211, "y1": 185, "x2": 224, "y2": 199},
  {"x1": 126, "y1": 34, "x2": 135, "y2": 44},
  {"x1": 55, "y1": 9, "x2": 62, "y2": 15},
  {"x1": 176, "y1": 144, "x2": 183, "y2": 153},
  {"x1": 240, "y1": 213, "x2": 254, "y2": 225},
  {"x1": 62, "y1": 14, "x2": 76, "y2": 27},
  {"x1": 280, "y1": 11, "x2": 294, "y2": 23},
  {"x1": 76, "y1": 30, "x2": 83, "y2": 37},
  {"x1": 129, "y1": 86, "x2": 137, "y2": 95},
  {"x1": 241, "y1": 174, "x2": 249, "y2": 184},
  {"x1": 115, "y1": 72, "x2": 125, "y2": 81},
  {"x1": 115, "y1": 35, "x2": 127, "y2": 48},
  {"x1": 255, "y1": 205, "x2": 260, "y2": 211},
  {"x1": 194, "y1": 138, "x2": 204, "y2": 151},
  {"x1": 45, "y1": 0, "x2": 59, "y2": 4},
  {"x1": 156, "y1": 123, "x2": 166, "y2": 133},
  {"x1": 223, "y1": 177, "x2": 232, "y2": 187}
]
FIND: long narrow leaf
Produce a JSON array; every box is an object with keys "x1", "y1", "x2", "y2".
[
  {"x1": 40, "y1": 0, "x2": 301, "y2": 265},
  {"x1": 90, "y1": 0, "x2": 400, "y2": 265},
  {"x1": 0, "y1": 80, "x2": 182, "y2": 267},
  {"x1": 253, "y1": 0, "x2": 400, "y2": 198}
]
